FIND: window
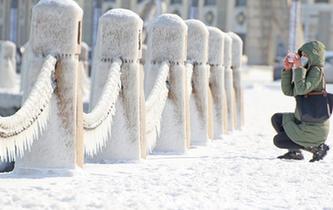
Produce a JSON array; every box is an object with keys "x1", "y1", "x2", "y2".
[
  {"x1": 235, "y1": 0, "x2": 246, "y2": 7},
  {"x1": 204, "y1": 0, "x2": 216, "y2": 6},
  {"x1": 170, "y1": 0, "x2": 182, "y2": 4},
  {"x1": 235, "y1": 11, "x2": 245, "y2": 25},
  {"x1": 11, "y1": 0, "x2": 18, "y2": 8},
  {"x1": 105, "y1": 7, "x2": 113, "y2": 13},
  {"x1": 172, "y1": 10, "x2": 181, "y2": 17},
  {"x1": 191, "y1": 0, "x2": 199, "y2": 6},
  {"x1": 204, "y1": 11, "x2": 215, "y2": 25}
]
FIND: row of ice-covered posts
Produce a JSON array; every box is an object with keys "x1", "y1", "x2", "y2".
[{"x1": 0, "y1": 0, "x2": 243, "y2": 172}]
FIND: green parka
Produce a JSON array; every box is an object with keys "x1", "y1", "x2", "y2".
[{"x1": 281, "y1": 41, "x2": 330, "y2": 148}]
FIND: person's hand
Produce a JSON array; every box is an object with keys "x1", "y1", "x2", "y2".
[
  {"x1": 293, "y1": 54, "x2": 302, "y2": 69},
  {"x1": 283, "y1": 56, "x2": 293, "y2": 71}
]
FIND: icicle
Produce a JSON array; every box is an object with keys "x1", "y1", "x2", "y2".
[
  {"x1": 83, "y1": 59, "x2": 122, "y2": 157},
  {"x1": 145, "y1": 62, "x2": 170, "y2": 152},
  {"x1": 0, "y1": 55, "x2": 56, "y2": 162}
]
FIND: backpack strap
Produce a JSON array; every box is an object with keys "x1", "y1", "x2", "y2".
[
  {"x1": 309, "y1": 65, "x2": 326, "y2": 91},
  {"x1": 318, "y1": 66, "x2": 326, "y2": 92},
  {"x1": 304, "y1": 65, "x2": 327, "y2": 97}
]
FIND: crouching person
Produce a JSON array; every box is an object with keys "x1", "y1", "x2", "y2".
[{"x1": 272, "y1": 41, "x2": 330, "y2": 162}]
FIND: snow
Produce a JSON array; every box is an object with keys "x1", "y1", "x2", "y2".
[
  {"x1": 39, "y1": 0, "x2": 81, "y2": 9},
  {"x1": 228, "y1": 32, "x2": 243, "y2": 68},
  {"x1": 94, "y1": 9, "x2": 143, "y2": 62},
  {"x1": 185, "y1": 19, "x2": 208, "y2": 63},
  {"x1": 207, "y1": 26, "x2": 224, "y2": 65},
  {"x1": 148, "y1": 14, "x2": 187, "y2": 63},
  {"x1": 1, "y1": 66, "x2": 333, "y2": 209},
  {"x1": 30, "y1": 0, "x2": 82, "y2": 57}
]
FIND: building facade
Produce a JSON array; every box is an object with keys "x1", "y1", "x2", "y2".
[
  {"x1": 0, "y1": 0, "x2": 39, "y2": 46},
  {"x1": 0, "y1": 0, "x2": 239, "y2": 47},
  {"x1": 302, "y1": 2, "x2": 333, "y2": 51},
  {"x1": 245, "y1": 0, "x2": 291, "y2": 65},
  {"x1": 0, "y1": 0, "x2": 12, "y2": 42},
  {"x1": 1, "y1": 0, "x2": 333, "y2": 64}
]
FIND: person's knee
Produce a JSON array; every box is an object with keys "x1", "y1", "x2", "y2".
[
  {"x1": 271, "y1": 113, "x2": 281, "y2": 123},
  {"x1": 271, "y1": 113, "x2": 279, "y2": 126},
  {"x1": 271, "y1": 114, "x2": 276, "y2": 126},
  {"x1": 273, "y1": 135, "x2": 283, "y2": 148},
  {"x1": 272, "y1": 113, "x2": 283, "y2": 127}
]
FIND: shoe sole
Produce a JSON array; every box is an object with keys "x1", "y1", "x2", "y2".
[{"x1": 278, "y1": 157, "x2": 304, "y2": 160}]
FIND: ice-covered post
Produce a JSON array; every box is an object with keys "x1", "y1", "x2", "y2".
[
  {"x1": 0, "y1": 41, "x2": 17, "y2": 90},
  {"x1": 207, "y1": 27, "x2": 226, "y2": 138},
  {"x1": 80, "y1": 42, "x2": 90, "y2": 77},
  {"x1": 185, "y1": 19, "x2": 210, "y2": 144},
  {"x1": 20, "y1": 42, "x2": 32, "y2": 99},
  {"x1": 228, "y1": 32, "x2": 244, "y2": 129},
  {"x1": 224, "y1": 33, "x2": 235, "y2": 132},
  {"x1": 148, "y1": 14, "x2": 188, "y2": 153},
  {"x1": 79, "y1": 42, "x2": 90, "y2": 99},
  {"x1": 15, "y1": 0, "x2": 84, "y2": 172},
  {"x1": 89, "y1": 9, "x2": 144, "y2": 161}
]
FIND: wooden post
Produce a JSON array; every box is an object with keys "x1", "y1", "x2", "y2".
[
  {"x1": 207, "y1": 27, "x2": 226, "y2": 138},
  {"x1": 89, "y1": 9, "x2": 144, "y2": 161},
  {"x1": 224, "y1": 33, "x2": 235, "y2": 133},
  {"x1": 185, "y1": 19, "x2": 209, "y2": 144},
  {"x1": 15, "y1": 0, "x2": 83, "y2": 173},
  {"x1": 148, "y1": 14, "x2": 188, "y2": 153},
  {"x1": 228, "y1": 32, "x2": 244, "y2": 129}
]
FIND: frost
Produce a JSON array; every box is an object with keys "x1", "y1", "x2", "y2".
[
  {"x1": 83, "y1": 59, "x2": 122, "y2": 157},
  {"x1": 145, "y1": 62, "x2": 170, "y2": 153},
  {"x1": 0, "y1": 56, "x2": 56, "y2": 161}
]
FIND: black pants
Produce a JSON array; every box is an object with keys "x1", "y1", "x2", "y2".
[{"x1": 271, "y1": 113, "x2": 304, "y2": 150}]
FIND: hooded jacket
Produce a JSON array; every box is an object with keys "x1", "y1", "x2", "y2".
[{"x1": 281, "y1": 41, "x2": 330, "y2": 148}]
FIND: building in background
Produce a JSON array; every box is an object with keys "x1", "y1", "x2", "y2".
[
  {"x1": 0, "y1": 0, "x2": 12, "y2": 42},
  {"x1": 245, "y1": 0, "x2": 291, "y2": 65},
  {"x1": 1, "y1": 0, "x2": 333, "y2": 65},
  {"x1": 0, "y1": 0, "x2": 40, "y2": 46},
  {"x1": 302, "y1": 1, "x2": 333, "y2": 50},
  {"x1": 16, "y1": 0, "x2": 39, "y2": 46}
]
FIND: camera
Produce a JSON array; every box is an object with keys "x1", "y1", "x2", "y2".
[{"x1": 287, "y1": 52, "x2": 297, "y2": 63}]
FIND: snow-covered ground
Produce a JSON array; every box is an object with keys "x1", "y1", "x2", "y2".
[{"x1": 1, "y1": 66, "x2": 333, "y2": 210}]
